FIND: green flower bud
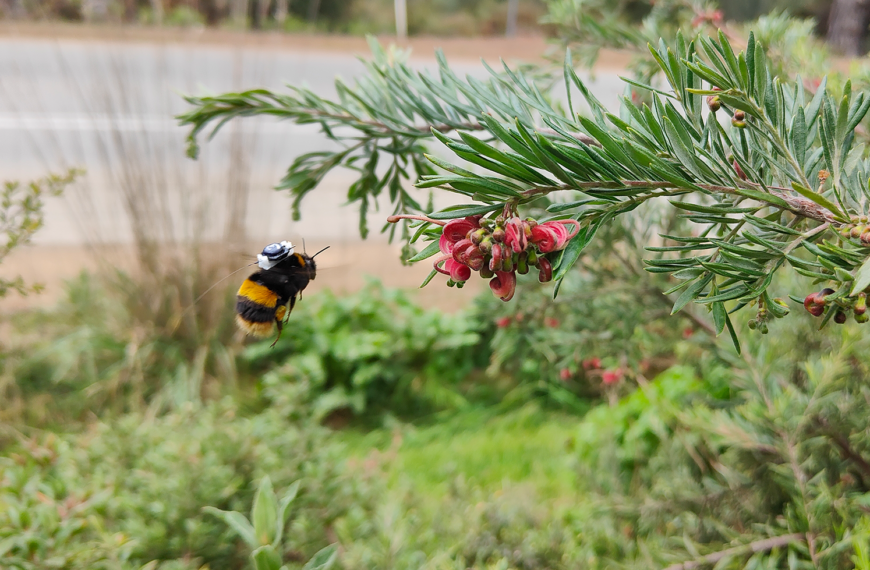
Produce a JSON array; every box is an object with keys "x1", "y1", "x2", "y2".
[
  {"x1": 707, "y1": 95, "x2": 721, "y2": 112},
  {"x1": 517, "y1": 252, "x2": 529, "y2": 275},
  {"x1": 855, "y1": 293, "x2": 867, "y2": 315},
  {"x1": 527, "y1": 250, "x2": 538, "y2": 265}
]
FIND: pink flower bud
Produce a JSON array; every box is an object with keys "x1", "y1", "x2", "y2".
[
  {"x1": 490, "y1": 243, "x2": 503, "y2": 272},
  {"x1": 489, "y1": 270, "x2": 516, "y2": 302},
  {"x1": 440, "y1": 218, "x2": 479, "y2": 253},
  {"x1": 529, "y1": 220, "x2": 581, "y2": 253},
  {"x1": 505, "y1": 218, "x2": 528, "y2": 253},
  {"x1": 464, "y1": 215, "x2": 483, "y2": 227},
  {"x1": 452, "y1": 239, "x2": 485, "y2": 271},
  {"x1": 544, "y1": 317, "x2": 559, "y2": 328},
  {"x1": 559, "y1": 368, "x2": 572, "y2": 382},
  {"x1": 538, "y1": 257, "x2": 553, "y2": 282},
  {"x1": 582, "y1": 357, "x2": 602, "y2": 370},
  {"x1": 434, "y1": 255, "x2": 471, "y2": 282},
  {"x1": 496, "y1": 316, "x2": 512, "y2": 328}
]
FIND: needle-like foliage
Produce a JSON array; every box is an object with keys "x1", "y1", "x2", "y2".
[{"x1": 179, "y1": 31, "x2": 870, "y2": 351}]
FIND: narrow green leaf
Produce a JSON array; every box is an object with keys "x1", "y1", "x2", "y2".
[
  {"x1": 724, "y1": 311, "x2": 741, "y2": 354},
  {"x1": 428, "y1": 203, "x2": 503, "y2": 220},
  {"x1": 746, "y1": 32, "x2": 756, "y2": 94},
  {"x1": 672, "y1": 273, "x2": 712, "y2": 314},
  {"x1": 698, "y1": 284, "x2": 751, "y2": 304},
  {"x1": 805, "y1": 76, "x2": 827, "y2": 130},
  {"x1": 712, "y1": 301, "x2": 726, "y2": 335},
  {"x1": 424, "y1": 153, "x2": 476, "y2": 178},
  {"x1": 732, "y1": 186, "x2": 790, "y2": 210},
  {"x1": 419, "y1": 268, "x2": 438, "y2": 288},
  {"x1": 754, "y1": 41, "x2": 766, "y2": 104},
  {"x1": 836, "y1": 83, "x2": 851, "y2": 143},
  {"x1": 718, "y1": 30, "x2": 741, "y2": 87},
  {"x1": 850, "y1": 256, "x2": 870, "y2": 296},
  {"x1": 792, "y1": 106, "x2": 807, "y2": 169},
  {"x1": 553, "y1": 225, "x2": 592, "y2": 283},
  {"x1": 253, "y1": 477, "x2": 278, "y2": 546},
  {"x1": 274, "y1": 481, "x2": 300, "y2": 547},
  {"x1": 790, "y1": 182, "x2": 846, "y2": 221}
]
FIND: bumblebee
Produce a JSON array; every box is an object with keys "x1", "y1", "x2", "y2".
[{"x1": 235, "y1": 240, "x2": 327, "y2": 346}]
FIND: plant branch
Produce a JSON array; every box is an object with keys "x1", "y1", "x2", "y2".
[
  {"x1": 522, "y1": 181, "x2": 840, "y2": 224},
  {"x1": 661, "y1": 533, "x2": 804, "y2": 570},
  {"x1": 815, "y1": 416, "x2": 870, "y2": 488}
]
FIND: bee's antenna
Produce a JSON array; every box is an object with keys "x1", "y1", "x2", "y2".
[
  {"x1": 312, "y1": 246, "x2": 330, "y2": 258},
  {"x1": 303, "y1": 238, "x2": 307, "y2": 254}
]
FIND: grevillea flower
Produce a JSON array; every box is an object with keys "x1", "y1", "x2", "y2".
[
  {"x1": 489, "y1": 243, "x2": 504, "y2": 272},
  {"x1": 504, "y1": 218, "x2": 528, "y2": 253},
  {"x1": 530, "y1": 220, "x2": 581, "y2": 253},
  {"x1": 439, "y1": 217, "x2": 480, "y2": 254},
  {"x1": 434, "y1": 258, "x2": 471, "y2": 282},
  {"x1": 489, "y1": 270, "x2": 516, "y2": 302},
  {"x1": 452, "y1": 239, "x2": 485, "y2": 271}
]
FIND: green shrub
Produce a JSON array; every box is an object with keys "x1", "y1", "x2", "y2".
[
  {"x1": 247, "y1": 280, "x2": 485, "y2": 422},
  {"x1": 0, "y1": 402, "x2": 371, "y2": 569}
]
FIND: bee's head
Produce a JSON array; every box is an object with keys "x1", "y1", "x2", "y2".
[{"x1": 257, "y1": 241, "x2": 294, "y2": 270}]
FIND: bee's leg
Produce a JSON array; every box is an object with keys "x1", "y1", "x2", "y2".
[
  {"x1": 270, "y1": 319, "x2": 284, "y2": 348},
  {"x1": 287, "y1": 294, "x2": 297, "y2": 315},
  {"x1": 271, "y1": 305, "x2": 289, "y2": 348}
]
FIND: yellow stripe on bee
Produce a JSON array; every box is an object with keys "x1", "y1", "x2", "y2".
[
  {"x1": 275, "y1": 305, "x2": 288, "y2": 321},
  {"x1": 235, "y1": 315, "x2": 274, "y2": 338},
  {"x1": 294, "y1": 253, "x2": 306, "y2": 266},
  {"x1": 238, "y1": 279, "x2": 278, "y2": 308}
]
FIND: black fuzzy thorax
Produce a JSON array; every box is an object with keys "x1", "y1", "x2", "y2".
[{"x1": 236, "y1": 253, "x2": 316, "y2": 324}]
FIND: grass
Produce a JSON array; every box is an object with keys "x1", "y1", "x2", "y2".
[{"x1": 342, "y1": 403, "x2": 583, "y2": 503}]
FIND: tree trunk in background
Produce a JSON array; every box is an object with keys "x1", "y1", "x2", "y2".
[
  {"x1": 505, "y1": 0, "x2": 518, "y2": 37},
  {"x1": 150, "y1": 0, "x2": 163, "y2": 25},
  {"x1": 827, "y1": 0, "x2": 870, "y2": 56},
  {"x1": 231, "y1": 0, "x2": 249, "y2": 28},
  {"x1": 307, "y1": 0, "x2": 320, "y2": 22},
  {"x1": 274, "y1": 0, "x2": 287, "y2": 26}
]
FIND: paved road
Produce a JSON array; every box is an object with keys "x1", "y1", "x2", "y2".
[{"x1": 0, "y1": 37, "x2": 627, "y2": 248}]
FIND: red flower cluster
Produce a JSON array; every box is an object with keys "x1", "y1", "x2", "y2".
[
  {"x1": 434, "y1": 215, "x2": 581, "y2": 302},
  {"x1": 601, "y1": 369, "x2": 623, "y2": 385}
]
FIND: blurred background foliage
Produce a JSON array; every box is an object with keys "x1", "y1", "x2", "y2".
[
  {"x1": 7, "y1": 0, "x2": 870, "y2": 568},
  {"x1": 0, "y1": 0, "x2": 860, "y2": 52}
]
